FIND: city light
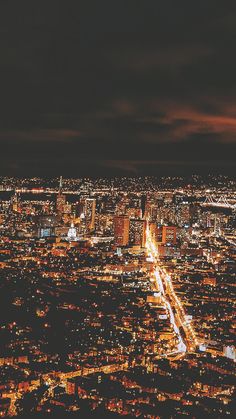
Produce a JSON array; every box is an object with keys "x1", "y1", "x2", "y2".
[{"x1": 0, "y1": 175, "x2": 234, "y2": 417}]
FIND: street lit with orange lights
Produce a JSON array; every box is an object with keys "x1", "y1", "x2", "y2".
[{"x1": 145, "y1": 223, "x2": 199, "y2": 357}]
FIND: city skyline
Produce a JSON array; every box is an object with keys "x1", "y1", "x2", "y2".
[{"x1": 0, "y1": 174, "x2": 235, "y2": 417}]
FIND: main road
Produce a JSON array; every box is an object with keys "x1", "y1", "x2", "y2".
[{"x1": 145, "y1": 224, "x2": 198, "y2": 357}]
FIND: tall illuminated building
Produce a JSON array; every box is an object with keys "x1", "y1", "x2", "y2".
[
  {"x1": 214, "y1": 215, "x2": 221, "y2": 237},
  {"x1": 149, "y1": 221, "x2": 162, "y2": 243},
  {"x1": 114, "y1": 215, "x2": 129, "y2": 246},
  {"x1": 85, "y1": 198, "x2": 96, "y2": 231},
  {"x1": 11, "y1": 191, "x2": 20, "y2": 212},
  {"x1": 116, "y1": 197, "x2": 129, "y2": 215},
  {"x1": 144, "y1": 200, "x2": 157, "y2": 221},
  {"x1": 129, "y1": 219, "x2": 146, "y2": 247},
  {"x1": 162, "y1": 225, "x2": 177, "y2": 245},
  {"x1": 176, "y1": 203, "x2": 190, "y2": 227},
  {"x1": 67, "y1": 221, "x2": 77, "y2": 241},
  {"x1": 126, "y1": 207, "x2": 141, "y2": 219},
  {"x1": 140, "y1": 195, "x2": 146, "y2": 218},
  {"x1": 56, "y1": 176, "x2": 66, "y2": 215}
]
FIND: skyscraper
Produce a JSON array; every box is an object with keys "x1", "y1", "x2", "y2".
[
  {"x1": 85, "y1": 198, "x2": 96, "y2": 231},
  {"x1": 214, "y1": 215, "x2": 221, "y2": 237},
  {"x1": 11, "y1": 191, "x2": 20, "y2": 212},
  {"x1": 129, "y1": 219, "x2": 146, "y2": 247},
  {"x1": 67, "y1": 221, "x2": 77, "y2": 241},
  {"x1": 140, "y1": 195, "x2": 146, "y2": 218},
  {"x1": 162, "y1": 226, "x2": 177, "y2": 245},
  {"x1": 56, "y1": 176, "x2": 66, "y2": 215},
  {"x1": 114, "y1": 215, "x2": 130, "y2": 246}
]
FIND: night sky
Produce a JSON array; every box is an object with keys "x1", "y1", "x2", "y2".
[{"x1": 1, "y1": 0, "x2": 236, "y2": 177}]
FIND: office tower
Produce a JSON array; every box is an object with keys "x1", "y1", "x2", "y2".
[
  {"x1": 37, "y1": 215, "x2": 60, "y2": 238},
  {"x1": 11, "y1": 191, "x2": 20, "y2": 212},
  {"x1": 116, "y1": 197, "x2": 129, "y2": 215},
  {"x1": 223, "y1": 345, "x2": 236, "y2": 361},
  {"x1": 144, "y1": 201, "x2": 158, "y2": 222},
  {"x1": 214, "y1": 215, "x2": 221, "y2": 237},
  {"x1": 206, "y1": 214, "x2": 212, "y2": 228},
  {"x1": 162, "y1": 225, "x2": 177, "y2": 245},
  {"x1": 85, "y1": 198, "x2": 96, "y2": 231},
  {"x1": 126, "y1": 207, "x2": 142, "y2": 219},
  {"x1": 156, "y1": 226, "x2": 163, "y2": 243},
  {"x1": 114, "y1": 215, "x2": 130, "y2": 246},
  {"x1": 67, "y1": 221, "x2": 77, "y2": 241},
  {"x1": 63, "y1": 204, "x2": 72, "y2": 214},
  {"x1": 149, "y1": 204, "x2": 158, "y2": 222},
  {"x1": 129, "y1": 219, "x2": 146, "y2": 247},
  {"x1": 140, "y1": 195, "x2": 146, "y2": 218},
  {"x1": 177, "y1": 203, "x2": 190, "y2": 227},
  {"x1": 74, "y1": 201, "x2": 84, "y2": 218},
  {"x1": 189, "y1": 203, "x2": 200, "y2": 225},
  {"x1": 56, "y1": 176, "x2": 66, "y2": 214},
  {"x1": 149, "y1": 221, "x2": 162, "y2": 243}
]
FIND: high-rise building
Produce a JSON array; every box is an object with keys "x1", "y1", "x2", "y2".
[
  {"x1": 149, "y1": 222, "x2": 162, "y2": 243},
  {"x1": 189, "y1": 203, "x2": 200, "y2": 225},
  {"x1": 156, "y1": 226, "x2": 163, "y2": 243},
  {"x1": 126, "y1": 207, "x2": 141, "y2": 219},
  {"x1": 162, "y1": 225, "x2": 177, "y2": 245},
  {"x1": 223, "y1": 345, "x2": 236, "y2": 361},
  {"x1": 56, "y1": 176, "x2": 66, "y2": 215},
  {"x1": 11, "y1": 191, "x2": 20, "y2": 212},
  {"x1": 62, "y1": 204, "x2": 72, "y2": 214},
  {"x1": 74, "y1": 201, "x2": 84, "y2": 218},
  {"x1": 114, "y1": 215, "x2": 130, "y2": 246},
  {"x1": 140, "y1": 195, "x2": 146, "y2": 218},
  {"x1": 67, "y1": 221, "x2": 77, "y2": 241},
  {"x1": 176, "y1": 203, "x2": 190, "y2": 227},
  {"x1": 214, "y1": 215, "x2": 221, "y2": 237},
  {"x1": 37, "y1": 215, "x2": 60, "y2": 238},
  {"x1": 85, "y1": 198, "x2": 96, "y2": 231},
  {"x1": 129, "y1": 219, "x2": 146, "y2": 247},
  {"x1": 116, "y1": 197, "x2": 129, "y2": 215}
]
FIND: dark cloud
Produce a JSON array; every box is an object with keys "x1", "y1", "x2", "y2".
[{"x1": 0, "y1": 0, "x2": 236, "y2": 176}]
